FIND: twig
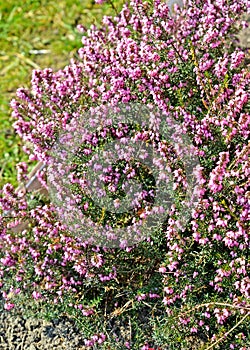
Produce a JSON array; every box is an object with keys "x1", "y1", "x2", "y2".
[
  {"x1": 129, "y1": 316, "x2": 132, "y2": 345},
  {"x1": 204, "y1": 312, "x2": 250, "y2": 350},
  {"x1": 172, "y1": 302, "x2": 250, "y2": 320},
  {"x1": 228, "y1": 140, "x2": 250, "y2": 170},
  {"x1": 108, "y1": 0, "x2": 119, "y2": 16}
]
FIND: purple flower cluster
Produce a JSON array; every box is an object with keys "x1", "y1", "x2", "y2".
[{"x1": 1, "y1": 0, "x2": 250, "y2": 348}]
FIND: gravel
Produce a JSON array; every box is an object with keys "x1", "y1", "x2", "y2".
[{"x1": 0, "y1": 310, "x2": 88, "y2": 350}]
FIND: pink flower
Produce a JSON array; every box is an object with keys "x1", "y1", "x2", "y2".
[
  {"x1": 159, "y1": 266, "x2": 166, "y2": 273},
  {"x1": 190, "y1": 327, "x2": 198, "y2": 333},
  {"x1": 4, "y1": 303, "x2": 15, "y2": 310},
  {"x1": 82, "y1": 309, "x2": 94, "y2": 316},
  {"x1": 164, "y1": 287, "x2": 174, "y2": 295},
  {"x1": 32, "y1": 291, "x2": 42, "y2": 300},
  {"x1": 204, "y1": 312, "x2": 211, "y2": 318},
  {"x1": 136, "y1": 293, "x2": 147, "y2": 301},
  {"x1": 90, "y1": 254, "x2": 104, "y2": 268},
  {"x1": 179, "y1": 317, "x2": 190, "y2": 325}
]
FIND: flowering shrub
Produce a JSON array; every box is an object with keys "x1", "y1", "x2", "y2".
[{"x1": 0, "y1": 0, "x2": 250, "y2": 348}]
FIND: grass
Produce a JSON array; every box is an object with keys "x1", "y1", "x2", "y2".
[{"x1": 0, "y1": 0, "x2": 124, "y2": 188}]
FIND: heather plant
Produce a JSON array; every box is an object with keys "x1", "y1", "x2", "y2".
[{"x1": 0, "y1": 0, "x2": 250, "y2": 349}]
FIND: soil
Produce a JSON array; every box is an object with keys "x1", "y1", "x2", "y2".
[{"x1": 0, "y1": 312, "x2": 88, "y2": 350}]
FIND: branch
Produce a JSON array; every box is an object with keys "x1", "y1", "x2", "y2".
[{"x1": 204, "y1": 312, "x2": 250, "y2": 350}]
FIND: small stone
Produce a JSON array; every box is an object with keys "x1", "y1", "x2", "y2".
[
  {"x1": 28, "y1": 345, "x2": 37, "y2": 350},
  {"x1": 25, "y1": 319, "x2": 41, "y2": 332}
]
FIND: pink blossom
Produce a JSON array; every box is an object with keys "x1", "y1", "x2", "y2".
[
  {"x1": 4, "y1": 302, "x2": 15, "y2": 310},
  {"x1": 159, "y1": 266, "x2": 166, "y2": 273}
]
